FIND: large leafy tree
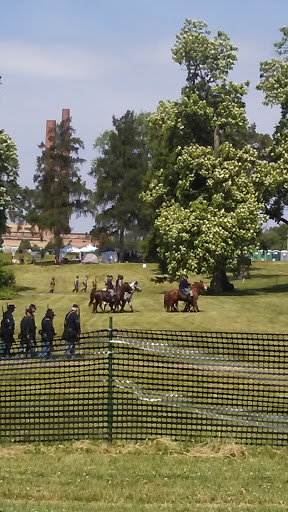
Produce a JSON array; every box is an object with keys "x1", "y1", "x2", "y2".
[
  {"x1": 0, "y1": 129, "x2": 20, "y2": 240},
  {"x1": 257, "y1": 26, "x2": 288, "y2": 224},
  {"x1": 90, "y1": 110, "x2": 150, "y2": 261},
  {"x1": 26, "y1": 118, "x2": 88, "y2": 253},
  {"x1": 143, "y1": 20, "x2": 280, "y2": 292}
]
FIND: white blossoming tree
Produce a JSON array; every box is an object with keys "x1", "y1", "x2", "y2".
[{"x1": 143, "y1": 20, "x2": 285, "y2": 293}]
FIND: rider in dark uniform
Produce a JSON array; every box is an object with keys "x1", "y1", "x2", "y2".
[
  {"x1": 0, "y1": 304, "x2": 16, "y2": 359},
  {"x1": 179, "y1": 275, "x2": 193, "y2": 305},
  {"x1": 63, "y1": 304, "x2": 81, "y2": 357}
]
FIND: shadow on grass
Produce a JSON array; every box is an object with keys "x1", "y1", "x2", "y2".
[
  {"x1": 218, "y1": 283, "x2": 288, "y2": 296},
  {"x1": 16, "y1": 285, "x2": 35, "y2": 292}
]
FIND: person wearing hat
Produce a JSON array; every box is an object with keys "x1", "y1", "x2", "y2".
[
  {"x1": 178, "y1": 274, "x2": 193, "y2": 307},
  {"x1": 17, "y1": 308, "x2": 35, "y2": 358},
  {"x1": 28, "y1": 303, "x2": 37, "y2": 356},
  {"x1": 116, "y1": 274, "x2": 124, "y2": 289},
  {"x1": 0, "y1": 304, "x2": 16, "y2": 359},
  {"x1": 105, "y1": 275, "x2": 115, "y2": 297},
  {"x1": 62, "y1": 304, "x2": 81, "y2": 358},
  {"x1": 81, "y1": 275, "x2": 88, "y2": 292},
  {"x1": 39, "y1": 308, "x2": 56, "y2": 358},
  {"x1": 72, "y1": 276, "x2": 79, "y2": 293}
]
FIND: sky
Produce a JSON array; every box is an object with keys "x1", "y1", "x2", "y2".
[{"x1": 0, "y1": 0, "x2": 287, "y2": 232}]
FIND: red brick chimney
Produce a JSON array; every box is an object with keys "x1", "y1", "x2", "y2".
[{"x1": 45, "y1": 120, "x2": 56, "y2": 149}]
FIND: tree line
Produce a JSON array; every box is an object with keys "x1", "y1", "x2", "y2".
[{"x1": 1, "y1": 20, "x2": 288, "y2": 292}]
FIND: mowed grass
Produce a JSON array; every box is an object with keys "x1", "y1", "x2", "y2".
[
  {"x1": 1, "y1": 257, "x2": 288, "y2": 335},
  {"x1": 0, "y1": 440, "x2": 288, "y2": 512}
]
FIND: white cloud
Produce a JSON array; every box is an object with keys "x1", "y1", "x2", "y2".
[{"x1": 0, "y1": 40, "x2": 119, "y2": 79}]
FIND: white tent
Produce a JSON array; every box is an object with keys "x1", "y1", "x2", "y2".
[
  {"x1": 81, "y1": 253, "x2": 99, "y2": 264},
  {"x1": 60, "y1": 243, "x2": 81, "y2": 260},
  {"x1": 80, "y1": 244, "x2": 98, "y2": 253}
]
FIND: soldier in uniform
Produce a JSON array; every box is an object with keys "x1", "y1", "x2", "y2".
[
  {"x1": 81, "y1": 275, "x2": 88, "y2": 292},
  {"x1": 17, "y1": 308, "x2": 35, "y2": 357},
  {"x1": 72, "y1": 276, "x2": 79, "y2": 293},
  {"x1": 0, "y1": 304, "x2": 16, "y2": 359},
  {"x1": 49, "y1": 277, "x2": 55, "y2": 293},
  {"x1": 39, "y1": 308, "x2": 56, "y2": 358},
  {"x1": 62, "y1": 304, "x2": 81, "y2": 358},
  {"x1": 105, "y1": 275, "x2": 115, "y2": 297}
]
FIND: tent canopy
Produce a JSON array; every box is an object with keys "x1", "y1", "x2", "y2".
[
  {"x1": 81, "y1": 253, "x2": 99, "y2": 264},
  {"x1": 60, "y1": 243, "x2": 81, "y2": 260},
  {"x1": 80, "y1": 243, "x2": 98, "y2": 253}
]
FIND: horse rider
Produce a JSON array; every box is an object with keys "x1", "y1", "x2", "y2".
[
  {"x1": 39, "y1": 308, "x2": 56, "y2": 358},
  {"x1": 105, "y1": 275, "x2": 115, "y2": 297},
  {"x1": 116, "y1": 274, "x2": 124, "y2": 289},
  {"x1": 62, "y1": 304, "x2": 81, "y2": 358},
  {"x1": 178, "y1": 274, "x2": 193, "y2": 305},
  {"x1": 0, "y1": 304, "x2": 16, "y2": 359}
]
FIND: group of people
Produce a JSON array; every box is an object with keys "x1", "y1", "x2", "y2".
[
  {"x1": 105, "y1": 274, "x2": 124, "y2": 297},
  {"x1": 48, "y1": 275, "x2": 89, "y2": 294},
  {"x1": 0, "y1": 303, "x2": 81, "y2": 360}
]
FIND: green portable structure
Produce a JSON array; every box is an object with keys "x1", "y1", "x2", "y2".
[
  {"x1": 265, "y1": 250, "x2": 273, "y2": 261},
  {"x1": 272, "y1": 250, "x2": 281, "y2": 261}
]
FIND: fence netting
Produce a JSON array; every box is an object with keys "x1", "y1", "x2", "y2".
[{"x1": 0, "y1": 329, "x2": 287, "y2": 445}]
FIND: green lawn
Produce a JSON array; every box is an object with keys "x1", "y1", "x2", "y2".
[
  {"x1": 0, "y1": 440, "x2": 288, "y2": 511},
  {"x1": 2, "y1": 258, "x2": 288, "y2": 336}
]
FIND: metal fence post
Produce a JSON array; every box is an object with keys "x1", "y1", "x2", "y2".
[{"x1": 108, "y1": 316, "x2": 114, "y2": 442}]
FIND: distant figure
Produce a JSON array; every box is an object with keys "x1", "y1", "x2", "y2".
[
  {"x1": 39, "y1": 308, "x2": 56, "y2": 358},
  {"x1": 63, "y1": 304, "x2": 81, "y2": 357},
  {"x1": 92, "y1": 275, "x2": 97, "y2": 289},
  {"x1": 55, "y1": 256, "x2": 60, "y2": 266},
  {"x1": 81, "y1": 275, "x2": 88, "y2": 292},
  {"x1": 72, "y1": 276, "x2": 79, "y2": 293},
  {"x1": 49, "y1": 277, "x2": 55, "y2": 293},
  {"x1": 116, "y1": 274, "x2": 124, "y2": 289},
  {"x1": 0, "y1": 304, "x2": 16, "y2": 359},
  {"x1": 105, "y1": 275, "x2": 115, "y2": 297}
]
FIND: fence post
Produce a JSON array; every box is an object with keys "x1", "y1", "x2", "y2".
[{"x1": 108, "y1": 316, "x2": 114, "y2": 442}]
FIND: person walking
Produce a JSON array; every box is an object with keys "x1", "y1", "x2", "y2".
[
  {"x1": 0, "y1": 304, "x2": 16, "y2": 359},
  {"x1": 17, "y1": 308, "x2": 35, "y2": 357},
  {"x1": 62, "y1": 304, "x2": 81, "y2": 358},
  {"x1": 81, "y1": 275, "x2": 88, "y2": 292},
  {"x1": 49, "y1": 277, "x2": 55, "y2": 293},
  {"x1": 39, "y1": 308, "x2": 56, "y2": 358},
  {"x1": 72, "y1": 276, "x2": 79, "y2": 293}
]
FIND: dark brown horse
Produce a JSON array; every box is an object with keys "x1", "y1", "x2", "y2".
[
  {"x1": 164, "y1": 280, "x2": 207, "y2": 312},
  {"x1": 91, "y1": 282, "x2": 133, "y2": 313}
]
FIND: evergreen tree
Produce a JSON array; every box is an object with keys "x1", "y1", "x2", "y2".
[{"x1": 90, "y1": 110, "x2": 150, "y2": 261}]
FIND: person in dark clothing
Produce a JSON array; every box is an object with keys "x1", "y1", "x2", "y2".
[
  {"x1": 39, "y1": 309, "x2": 56, "y2": 358},
  {"x1": 116, "y1": 274, "x2": 124, "y2": 289},
  {"x1": 17, "y1": 308, "x2": 35, "y2": 357},
  {"x1": 62, "y1": 304, "x2": 81, "y2": 357},
  {"x1": 28, "y1": 304, "x2": 37, "y2": 355},
  {"x1": 0, "y1": 304, "x2": 16, "y2": 359},
  {"x1": 178, "y1": 275, "x2": 193, "y2": 304},
  {"x1": 105, "y1": 275, "x2": 115, "y2": 297}
]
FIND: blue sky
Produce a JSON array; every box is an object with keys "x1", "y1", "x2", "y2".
[{"x1": 0, "y1": 0, "x2": 287, "y2": 231}]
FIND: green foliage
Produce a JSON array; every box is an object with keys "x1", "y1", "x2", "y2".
[
  {"x1": 0, "y1": 262, "x2": 15, "y2": 299},
  {"x1": 90, "y1": 111, "x2": 150, "y2": 259},
  {"x1": 18, "y1": 239, "x2": 32, "y2": 251},
  {"x1": 258, "y1": 224, "x2": 288, "y2": 250},
  {"x1": 0, "y1": 130, "x2": 20, "y2": 238},
  {"x1": 26, "y1": 118, "x2": 88, "y2": 243}
]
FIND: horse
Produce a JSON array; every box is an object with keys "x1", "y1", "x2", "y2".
[
  {"x1": 120, "y1": 281, "x2": 142, "y2": 312},
  {"x1": 164, "y1": 280, "x2": 207, "y2": 312},
  {"x1": 91, "y1": 282, "x2": 133, "y2": 313}
]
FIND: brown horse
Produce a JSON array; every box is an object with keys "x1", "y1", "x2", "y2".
[
  {"x1": 164, "y1": 281, "x2": 207, "y2": 312},
  {"x1": 91, "y1": 282, "x2": 133, "y2": 313}
]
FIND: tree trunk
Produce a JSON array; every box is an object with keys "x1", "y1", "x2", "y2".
[
  {"x1": 213, "y1": 125, "x2": 220, "y2": 159},
  {"x1": 119, "y1": 228, "x2": 125, "y2": 262},
  {"x1": 208, "y1": 268, "x2": 235, "y2": 295}
]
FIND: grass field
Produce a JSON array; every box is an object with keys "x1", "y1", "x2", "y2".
[
  {"x1": 1, "y1": 257, "x2": 288, "y2": 335},
  {"x1": 0, "y1": 440, "x2": 288, "y2": 511},
  {"x1": 1, "y1": 258, "x2": 288, "y2": 511}
]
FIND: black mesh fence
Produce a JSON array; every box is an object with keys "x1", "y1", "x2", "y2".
[{"x1": 0, "y1": 328, "x2": 287, "y2": 445}]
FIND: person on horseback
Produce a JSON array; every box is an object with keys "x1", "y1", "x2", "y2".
[
  {"x1": 105, "y1": 275, "x2": 115, "y2": 298},
  {"x1": 116, "y1": 274, "x2": 124, "y2": 289},
  {"x1": 178, "y1": 274, "x2": 193, "y2": 305}
]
